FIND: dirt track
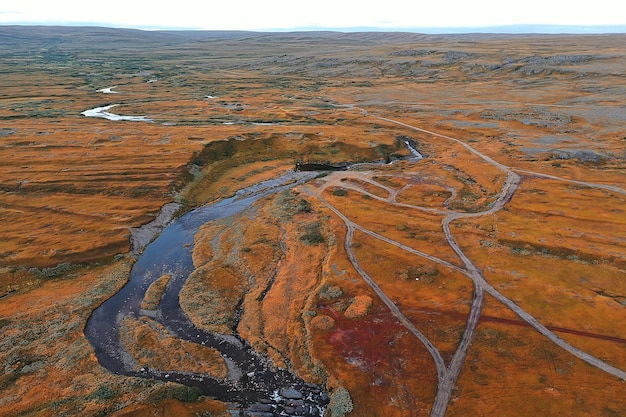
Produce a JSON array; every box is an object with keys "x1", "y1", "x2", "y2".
[{"x1": 304, "y1": 109, "x2": 626, "y2": 417}]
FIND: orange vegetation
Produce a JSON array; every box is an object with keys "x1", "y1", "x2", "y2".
[
  {"x1": 2, "y1": 28, "x2": 626, "y2": 417},
  {"x1": 141, "y1": 273, "x2": 171, "y2": 310},
  {"x1": 344, "y1": 295, "x2": 373, "y2": 319},
  {"x1": 120, "y1": 316, "x2": 228, "y2": 378}
]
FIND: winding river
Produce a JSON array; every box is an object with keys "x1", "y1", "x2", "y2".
[
  {"x1": 81, "y1": 104, "x2": 153, "y2": 122},
  {"x1": 84, "y1": 171, "x2": 328, "y2": 416}
]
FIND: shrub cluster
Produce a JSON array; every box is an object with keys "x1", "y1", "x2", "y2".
[
  {"x1": 273, "y1": 189, "x2": 311, "y2": 219},
  {"x1": 328, "y1": 386, "x2": 354, "y2": 417},
  {"x1": 317, "y1": 284, "x2": 343, "y2": 300},
  {"x1": 300, "y1": 221, "x2": 324, "y2": 245},
  {"x1": 146, "y1": 383, "x2": 203, "y2": 403},
  {"x1": 29, "y1": 262, "x2": 75, "y2": 278}
]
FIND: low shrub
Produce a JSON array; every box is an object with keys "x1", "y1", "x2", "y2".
[
  {"x1": 300, "y1": 221, "x2": 324, "y2": 245},
  {"x1": 329, "y1": 386, "x2": 353, "y2": 417},
  {"x1": 147, "y1": 383, "x2": 203, "y2": 403},
  {"x1": 29, "y1": 262, "x2": 75, "y2": 278}
]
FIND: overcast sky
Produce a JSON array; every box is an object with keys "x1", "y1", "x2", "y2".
[{"x1": 1, "y1": 0, "x2": 624, "y2": 32}]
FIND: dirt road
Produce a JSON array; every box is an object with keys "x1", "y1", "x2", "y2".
[{"x1": 305, "y1": 109, "x2": 626, "y2": 417}]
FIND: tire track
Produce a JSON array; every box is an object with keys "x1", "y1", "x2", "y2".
[{"x1": 309, "y1": 106, "x2": 626, "y2": 416}]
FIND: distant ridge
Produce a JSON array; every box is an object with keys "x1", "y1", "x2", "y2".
[
  {"x1": 285, "y1": 24, "x2": 626, "y2": 34},
  {"x1": 1, "y1": 25, "x2": 625, "y2": 53},
  {"x1": 1, "y1": 23, "x2": 625, "y2": 35}
]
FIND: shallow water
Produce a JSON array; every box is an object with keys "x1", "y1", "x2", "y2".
[
  {"x1": 81, "y1": 104, "x2": 153, "y2": 122},
  {"x1": 84, "y1": 171, "x2": 327, "y2": 415}
]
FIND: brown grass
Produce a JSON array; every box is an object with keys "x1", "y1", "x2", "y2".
[
  {"x1": 120, "y1": 316, "x2": 228, "y2": 378},
  {"x1": 140, "y1": 273, "x2": 171, "y2": 310},
  {"x1": 180, "y1": 262, "x2": 244, "y2": 335}
]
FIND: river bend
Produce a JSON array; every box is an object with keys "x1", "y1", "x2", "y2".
[{"x1": 85, "y1": 171, "x2": 327, "y2": 416}]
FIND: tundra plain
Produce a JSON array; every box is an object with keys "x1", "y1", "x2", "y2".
[{"x1": 1, "y1": 27, "x2": 625, "y2": 416}]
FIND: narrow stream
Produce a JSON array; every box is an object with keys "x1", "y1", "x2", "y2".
[
  {"x1": 81, "y1": 104, "x2": 153, "y2": 122},
  {"x1": 85, "y1": 171, "x2": 327, "y2": 416},
  {"x1": 83, "y1": 131, "x2": 424, "y2": 415}
]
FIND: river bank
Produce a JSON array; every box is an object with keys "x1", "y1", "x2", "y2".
[
  {"x1": 85, "y1": 171, "x2": 328, "y2": 416},
  {"x1": 128, "y1": 202, "x2": 182, "y2": 256}
]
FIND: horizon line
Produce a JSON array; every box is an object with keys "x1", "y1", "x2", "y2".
[{"x1": 2, "y1": 22, "x2": 626, "y2": 35}]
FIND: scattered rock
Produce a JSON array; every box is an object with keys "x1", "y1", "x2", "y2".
[
  {"x1": 0, "y1": 128, "x2": 16, "y2": 137},
  {"x1": 550, "y1": 150, "x2": 572, "y2": 160},
  {"x1": 573, "y1": 150, "x2": 605, "y2": 163},
  {"x1": 550, "y1": 149, "x2": 607, "y2": 163},
  {"x1": 389, "y1": 49, "x2": 436, "y2": 57},
  {"x1": 281, "y1": 387, "x2": 304, "y2": 400}
]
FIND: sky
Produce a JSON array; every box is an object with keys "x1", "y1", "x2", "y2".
[{"x1": 1, "y1": 0, "x2": 625, "y2": 32}]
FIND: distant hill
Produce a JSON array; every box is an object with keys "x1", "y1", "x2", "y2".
[
  {"x1": 2, "y1": 25, "x2": 624, "y2": 57},
  {"x1": 288, "y1": 24, "x2": 626, "y2": 34},
  {"x1": 0, "y1": 25, "x2": 258, "y2": 49}
]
